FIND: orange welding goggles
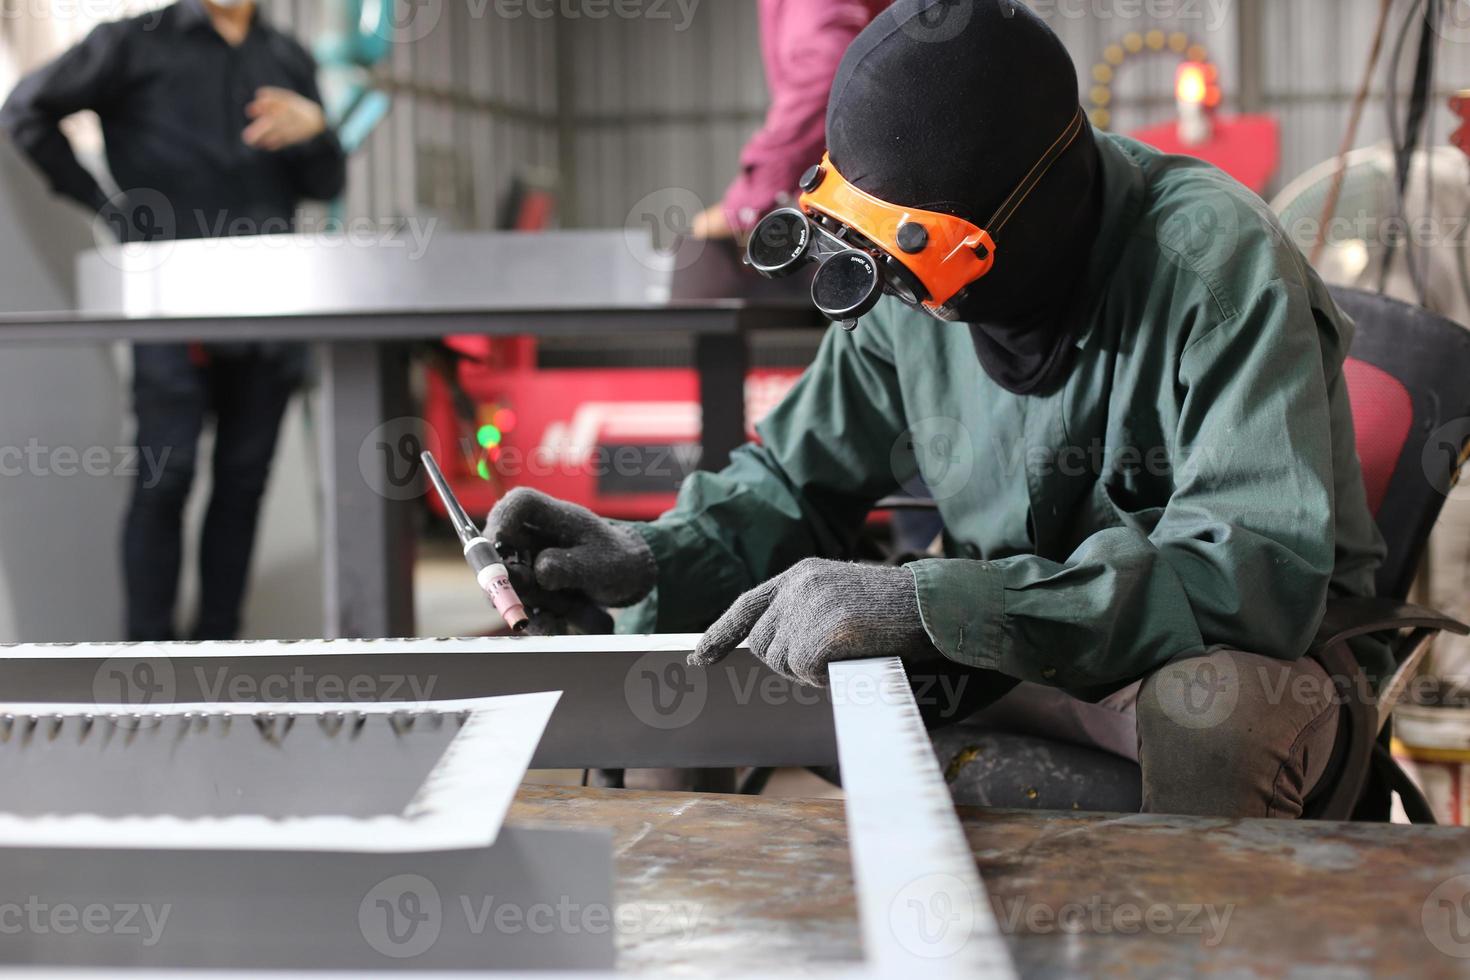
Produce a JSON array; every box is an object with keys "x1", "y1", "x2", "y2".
[{"x1": 746, "y1": 107, "x2": 1088, "y2": 328}]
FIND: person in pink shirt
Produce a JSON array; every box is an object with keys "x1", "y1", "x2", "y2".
[{"x1": 693, "y1": 0, "x2": 889, "y2": 239}]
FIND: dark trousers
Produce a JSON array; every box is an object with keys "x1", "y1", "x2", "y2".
[{"x1": 122, "y1": 343, "x2": 303, "y2": 641}]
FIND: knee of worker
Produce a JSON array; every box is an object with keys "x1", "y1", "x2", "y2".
[
  {"x1": 1136, "y1": 648, "x2": 1338, "y2": 777},
  {"x1": 210, "y1": 454, "x2": 276, "y2": 503},
  {"x1": 133, "y1": 444, "x2": 197, "y2": 502}
]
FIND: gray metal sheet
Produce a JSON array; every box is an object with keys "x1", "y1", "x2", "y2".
[
  {"x1": 74, "y1": 231, "x2": 674, "y2": 318},
  {"x1": 0, "y1": 827, "x2": 614, "y2": 972},
  {"x1": 0, "y1": 636, "x2": 840, "y2": 769}
]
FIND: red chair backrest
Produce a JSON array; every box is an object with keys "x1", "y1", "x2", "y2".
[
  {"x1": 1343, "y1": 357, "x2": 1415, "y2": 517},
  {"x1": 1330, "y1": 286, "x2": 1470, "y2": 598}
]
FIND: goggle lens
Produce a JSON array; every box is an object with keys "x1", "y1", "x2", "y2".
[
  {"x1": 810, "y1": 249, "x2": 883, "y2": 322},
  {"x1": 746, "y1": 208, "x2": 921, "y2": 325},
  {"x1": 746, "y1": 208, "x2": 811, "y2": 275}
]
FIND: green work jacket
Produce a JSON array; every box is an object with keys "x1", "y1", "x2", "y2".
[{"x1": 622, "y1": 131, "x2": 1387, "y2": 695}]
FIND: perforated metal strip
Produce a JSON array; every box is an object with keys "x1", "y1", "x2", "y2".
[{"x1": 829, "y1": 657, "x2": 1016, "y2": 978}]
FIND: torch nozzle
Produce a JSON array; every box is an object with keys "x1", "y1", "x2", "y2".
[{"x1": 421, "y1": 451, "x2": 530, "y2": 633}]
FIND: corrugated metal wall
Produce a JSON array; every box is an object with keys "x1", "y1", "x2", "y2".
[
  {"x1": 4, "y1": 0, "x2": 1470, "y2": 230},
  {"x1": 345, "y1": 1, "x2": 559, "y2": 227},
  {"x1": 561, "y1": 0, "x2": 767, "y2": 228},
  {"x1": 562, "y1": 0, "x2": 1470, "y2": 227}
]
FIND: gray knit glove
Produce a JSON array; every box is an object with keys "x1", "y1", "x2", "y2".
[
  {"x1": 688, "y1": 558, "x2": 936, "y2": 687},
  {"x1": 486, "y1": 488, "x2": 657, "y2": 610}
]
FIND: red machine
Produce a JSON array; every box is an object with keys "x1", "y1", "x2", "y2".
[
  {"x1": 425, "y1": 353, "x2": 802, "y2": 521},
  {"x1": 424, "y1": 173, "x2": 810, "y2": 523}
]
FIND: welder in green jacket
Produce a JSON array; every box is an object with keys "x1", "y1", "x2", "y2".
[{"x1": 488, "y1": 0, "x2": 1383, "y2": 818}]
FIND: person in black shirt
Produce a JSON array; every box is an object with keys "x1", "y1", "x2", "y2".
[{"x1": 1, "y1": 0, "x2": 347, "y2": 641}]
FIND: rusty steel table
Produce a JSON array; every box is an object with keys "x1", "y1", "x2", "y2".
[{"x1": 510, "y1": 784, "x2": 1470, "y2": 978}]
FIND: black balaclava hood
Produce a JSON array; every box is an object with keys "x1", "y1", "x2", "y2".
[{"x1": 826, "y1": 0, "x2": 1102, "y2": 394}]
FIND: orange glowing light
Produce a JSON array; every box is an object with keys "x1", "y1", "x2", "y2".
[{"x1": 1176, "y1": 62, "x2": 1208, "y2": 105}]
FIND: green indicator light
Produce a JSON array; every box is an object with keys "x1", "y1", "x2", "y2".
[
  {"x1": 477, "y1": 459, "x2": 491, "y2": 480},
  {"x1": 477, "y1": 424, "x2": 503, "y2": 448}
]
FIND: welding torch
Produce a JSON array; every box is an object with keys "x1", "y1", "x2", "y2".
[{"x1": 421, "y1": 451, "x2": 530, "y2": 633}]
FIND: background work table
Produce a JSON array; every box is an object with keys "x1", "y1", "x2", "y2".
[{"x1": 510, "y1": 784, "x2": 1470, "y2": 977}]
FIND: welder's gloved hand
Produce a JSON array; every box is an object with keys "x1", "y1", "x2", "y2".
[
  {"x1": 486, "y1": 488, "x2": 657, "y2": 614},
  {"x1": 689, "y1": 559, "x2": 935, "y2": 688}
]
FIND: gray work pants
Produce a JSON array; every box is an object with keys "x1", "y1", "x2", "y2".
[{"x1": 968, "y1": 649, "x2": 1341, "y2": 819}]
